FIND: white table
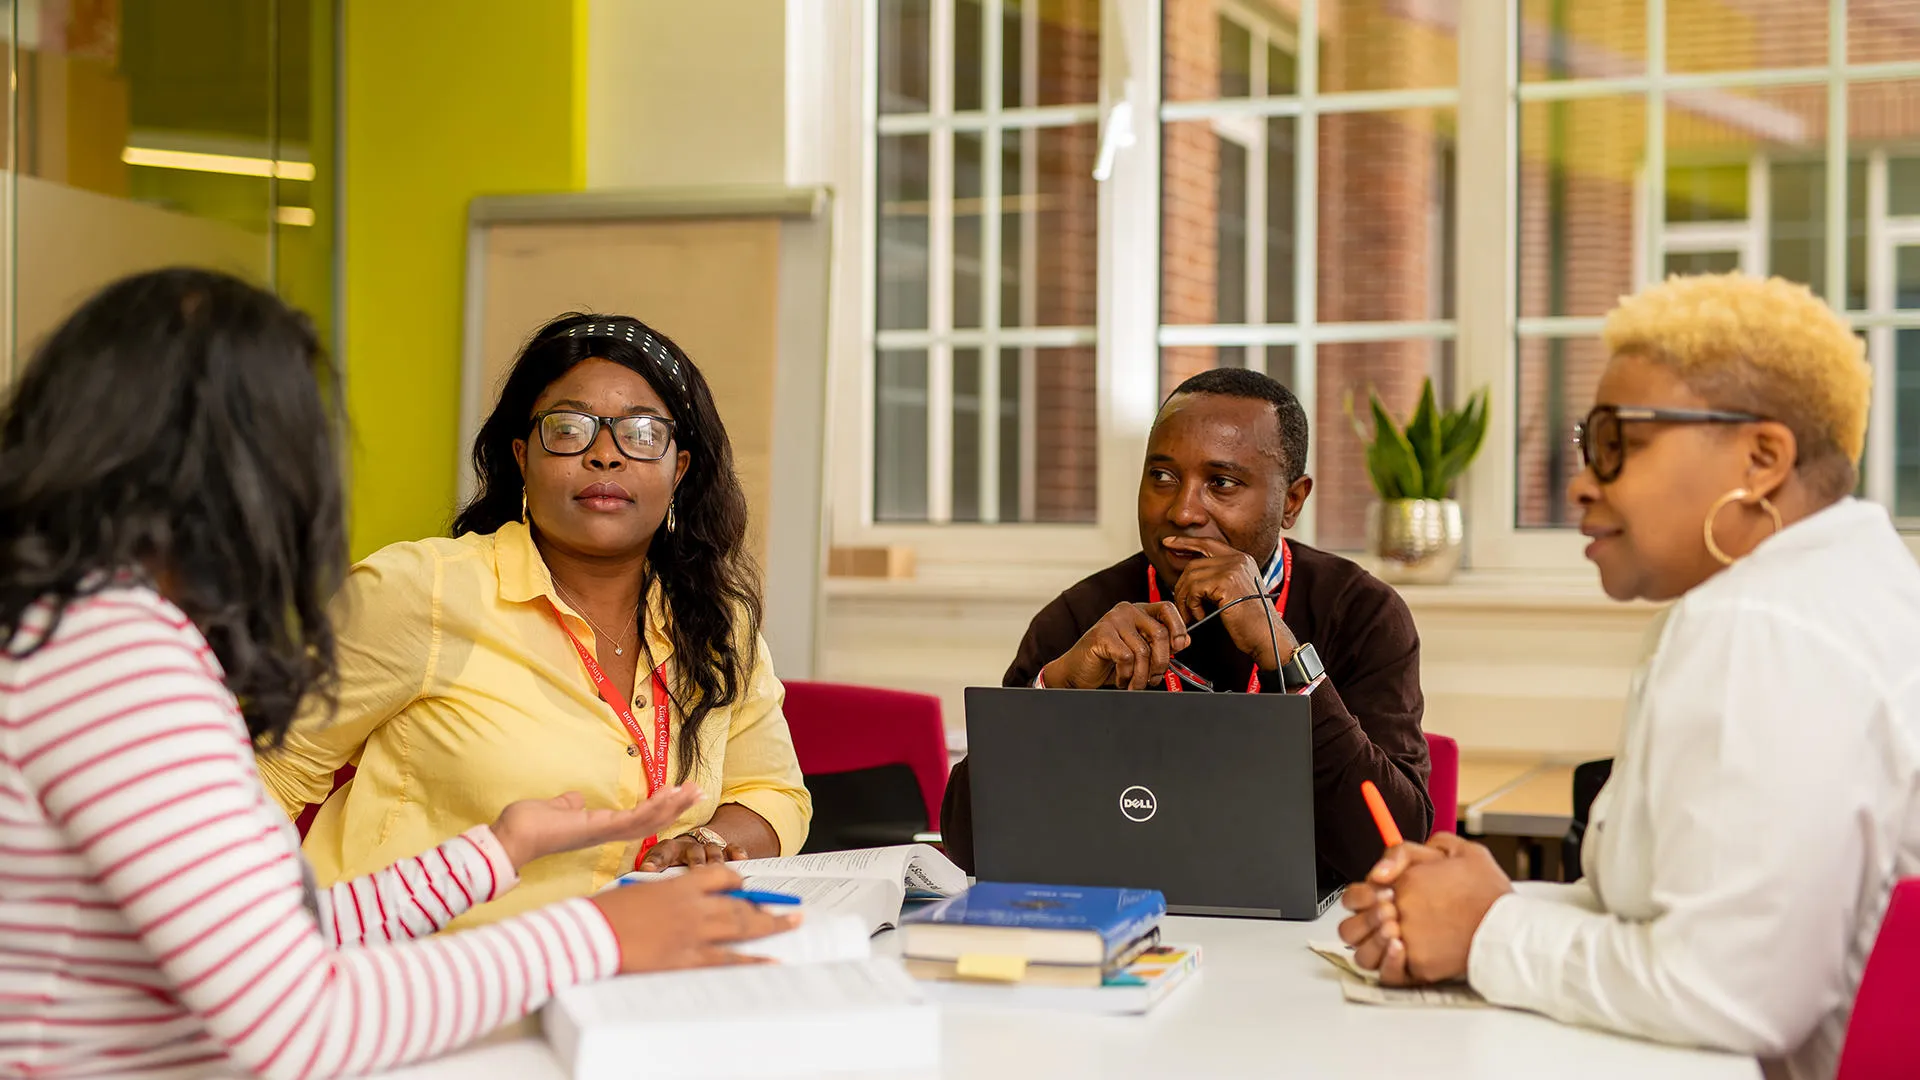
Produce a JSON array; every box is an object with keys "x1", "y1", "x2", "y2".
[{"x1": 382, "y1": 910, "x2": 1760, "y2": 1080}]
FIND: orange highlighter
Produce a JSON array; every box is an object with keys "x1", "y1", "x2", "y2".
[{"x1": 1361, "y1": 780, "x2": 1404, "y2": 848}]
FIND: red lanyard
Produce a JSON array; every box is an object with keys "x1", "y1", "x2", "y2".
[
  {"x1": 551, "y1": 604, "x2": 670, "y2": 865},
  {"x1": 1147, "y1": 540, "x2": 1291, "y2": 694}
]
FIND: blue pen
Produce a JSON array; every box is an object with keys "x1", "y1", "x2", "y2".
[
  {"x1": 724, "y1": 889, "x2": 803, "y2": 906},
  {"x1": 611, "y1": 873, "x2": 801, "y2": 906}
]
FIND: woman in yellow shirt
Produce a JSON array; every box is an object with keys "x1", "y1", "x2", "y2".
[{"x1": 259, "y1": 313, "x2": 811, "y2": 927}]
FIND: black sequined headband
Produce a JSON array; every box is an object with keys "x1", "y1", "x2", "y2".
[{"x1": 564, "y1": 320, "x2": 689, "y2": 399}]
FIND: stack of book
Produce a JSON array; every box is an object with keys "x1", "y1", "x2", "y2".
[{"x1": 898, "y1": 882, "x2": 1201, "y2": 1014}]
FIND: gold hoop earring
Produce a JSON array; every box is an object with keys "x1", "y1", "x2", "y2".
[
  {"x1": 521, "y1": 490, "x2": 529, "y2": 523},
  {"x1": 1703, "y1": 487, "x2": 1783, "y2": 566},
  {"x1": 665, "y1": 499, "x2": 677, "y2": 535}
]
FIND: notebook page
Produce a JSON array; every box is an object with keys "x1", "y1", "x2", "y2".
[
  {"x1": 607, "y1": 845, "x2": 964, "y2": 902},
  {"x1": 1307, "y1": 940, "x2": 1376, "y2": 981},
  {"x1": 1340, "y1": 981, "x2": 1488, "y2": 1008},
  {"x1": 729, "y1": 912, "x2": 873, "y2": 963},
  {"x1": 741, "y1": 875, "x2": 903, "y2": 935},
  {"x1": 1307, "y1": 940, "x2": 1486, "y2": 1008},
  {"x1": 900, "y1": 846, "x2": 967, "y2": 895},
  {"x1": 730, "y1": 844, "x2": 924, "y2": 882}
]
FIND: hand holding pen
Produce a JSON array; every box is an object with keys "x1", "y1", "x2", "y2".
[
  {"x1": 1337, "y1": 780, "x2": 1513, "y2": 987},
  {"x1": 589, "y1": 865, "x2": 802, "y2": 974}
]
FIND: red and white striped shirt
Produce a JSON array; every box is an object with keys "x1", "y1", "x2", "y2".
[{"x1": 1, "y1": 587, "x2": 622, "y2": 1078}]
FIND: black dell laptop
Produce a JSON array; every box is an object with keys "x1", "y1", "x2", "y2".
[{"x1": 963, "y1": 686, "x2": 1336, "y2": 920}]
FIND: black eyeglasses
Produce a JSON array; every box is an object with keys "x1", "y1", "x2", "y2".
[
  {"x1": 1573, "y1": 405, "x2": 1765, "y2": 483},
  {"x1": 530, "y1": 410, "x2": 677, "y2": 462}
]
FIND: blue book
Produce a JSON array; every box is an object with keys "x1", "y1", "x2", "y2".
[{"x1": 898, "y1": 882, "x2": 1166, "y2": 967}]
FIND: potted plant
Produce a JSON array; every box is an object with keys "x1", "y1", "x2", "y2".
[{"x1": 1348, "y1": 378, "x2": 1489, "y2": 585}]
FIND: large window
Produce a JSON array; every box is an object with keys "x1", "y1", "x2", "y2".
[
  {"x1": 1514, "y1": 0, "x2": 1920, "y2": 529},
  {"x1": 850, "y1": 0, "x2": 1920, "y2": 569},
  {"x1": 872, "y1": 0, "x2": 1101, "y2": 525},
  {"x1": 1159, "y1": 0, "x2": 1458, "y2": 550}
]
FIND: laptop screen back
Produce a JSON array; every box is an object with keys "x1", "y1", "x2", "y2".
[{"x1": 963, "y1": 687, "x2": 1323, "y2": 919}]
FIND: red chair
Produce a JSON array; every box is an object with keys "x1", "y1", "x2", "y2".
[
  {"x1": 1425, "y1": 732, "x2": 1459, "y2": 836},
  {"x1": 293, "y1": 764, "x2": 355, "y2": 839},
  {"x1": 1836, "y1": 877, "x2": 1920, "y2": 1080},
  {"x1": 781, "y1": 681, "x2": 948, "y2": 853}
]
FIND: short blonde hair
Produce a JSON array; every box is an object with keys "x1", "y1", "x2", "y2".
[{"x1": 1602, "y1": 272, "x2": 1871, "y2": 497}]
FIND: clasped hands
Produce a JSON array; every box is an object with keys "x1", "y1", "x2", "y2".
[
  {"x1": 1337, "y1": 832, "x2": 1515, "y2": 986},
  {"x1": 1042, "y1": 537, "x2": 1296, "y2": 690}
]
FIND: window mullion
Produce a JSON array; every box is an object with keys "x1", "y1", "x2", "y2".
[
  {"x1": 1825, "y1": 0, "x2": 1849, "y2": 315},
  {"x1": 1644, "y1": 0, "x2": 1667, "y2": 289},
  {"x1": 928, "y1": 0, "x2": 957, "y2": 524},
  {"x1": 1867, "y1": 150, "x2": 1897, "y2": 507},
  {"x1": 980, "y1": 0, "x2": 1004, "y2": 523},
  {"x1": 1019, "y1": 0, "x2": 1044, "y2": 521},
  {"x1": 1247, "y1": 26, "x2": 1270, "y2": 368},
  {"x1": 1292, "y1": 0, "x2": 1319, "y2": 546},
  {"x1": 1101, "y1": 0, "x2": 1163, "y2": 554},
  {"x1": 1456, "y1": 0, "x2": 1516, "y2": 565}
]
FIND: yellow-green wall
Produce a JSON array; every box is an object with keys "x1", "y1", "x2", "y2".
[{"x1": 343, "y1": 0, "x2": 581, "y2": 559}]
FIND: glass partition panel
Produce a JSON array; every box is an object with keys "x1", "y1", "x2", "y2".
[{"x1": 2, "y1": 0, "x2": 333, "y2": 380}]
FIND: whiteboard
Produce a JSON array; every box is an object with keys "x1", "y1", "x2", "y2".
[{"x1": 459, "y1": 186, "x2": 833, "y2": 678}]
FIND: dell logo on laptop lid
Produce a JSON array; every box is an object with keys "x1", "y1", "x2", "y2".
[{"x1": 1118, "y1": 785, "x2": 1157, "y2": 822}]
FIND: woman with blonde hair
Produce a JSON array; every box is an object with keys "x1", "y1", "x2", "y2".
[{"x1": 1339, "y1": 273, "x2": 1920, "y2": 1080}]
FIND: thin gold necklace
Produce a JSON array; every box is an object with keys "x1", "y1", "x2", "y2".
[{"x1": 552, "y1": 580, "x2": 640, "y2": 657}]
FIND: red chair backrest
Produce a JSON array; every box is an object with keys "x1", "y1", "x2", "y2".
[
  {"x1": 1424, "y1": 732, "x2": 1459, "y2": 836},
  {"x1": 1837, "y1": 877, "x2": 1920, "y2": 1080},
  {"x1": 293, "y1": 764, "x2": 355, "y2": 839},
  {"x1": 781, "y1": 681, "x2": 947, "y2": 831}
]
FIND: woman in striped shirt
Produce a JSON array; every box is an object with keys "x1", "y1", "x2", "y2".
[{"x1": 0, "y1": 269, "x2": 796, "y2": 1078}]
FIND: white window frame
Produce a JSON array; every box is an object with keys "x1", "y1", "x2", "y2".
[
  {"x1": 1157, "y1": 0, "x2": 1460, "y2": 548},
  {"x1": 1203, "y1": 0, "x2": 1298, "y2": 341},
  {"x1": 1646, "y1": 149, "x2": 1920, "y2": 522},
  {"x1": 1867, "y1": 150, "x2": 1920, "y2": 524},
  {"x1": 840, "y1": 0, "x2": 1120, "y2": 568},
  {"x1": 1660, "y1": 153, "x2": 1769, "y2": 276},
  {"x1": 1470, "y1": 0, "x2": 1920, "y2": 572},
  {"x1": 820, "y1": 0, "x2": 1920, "y2": 578}
]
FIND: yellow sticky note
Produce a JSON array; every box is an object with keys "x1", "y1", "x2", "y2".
[{"x1": 953, "y1": 954, "x2": 1029, "y2": 983}]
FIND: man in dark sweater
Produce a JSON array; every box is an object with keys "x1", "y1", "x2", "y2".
[{"x1": 940, "y1": 368, "x2": 1431, "y2": 885}]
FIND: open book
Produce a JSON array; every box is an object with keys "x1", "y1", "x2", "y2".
[
  {"x1": 731, "y1": 913, "x2": 873, "y2": 965},
  {"x1": 620, "y1": 844, "x2": 968, "y2": 936}
]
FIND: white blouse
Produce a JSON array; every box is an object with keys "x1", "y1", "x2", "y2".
[{"x1": 1468, "y1": 498, "x2": 1920, "y2": 1080}]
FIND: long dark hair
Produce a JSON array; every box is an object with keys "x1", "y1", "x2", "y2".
[
  {"x1": 0, "y1": 268, "x2": 347, "y2": 749},
  {"x1": 452, "y1": 313, "x2": 760, "y2": 780}
]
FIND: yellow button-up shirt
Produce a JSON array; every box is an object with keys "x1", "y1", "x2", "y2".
[{"x1": 257, "y1": 521, "x2": 811, "y2": 929}]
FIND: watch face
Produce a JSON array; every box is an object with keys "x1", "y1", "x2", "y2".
[
  {"x1": 1281, "y1": 643, "x2": 1324, "y2": 688},
  {"x1": 1297, "y1": 643, "x2": 1325, "y2": 681}
]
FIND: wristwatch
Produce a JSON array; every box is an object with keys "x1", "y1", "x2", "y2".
[
  {"x1": 1278, "y1": 642, "x2": 1325, "y2": 692},
  {"x1": 688, "y1": 826, "x2": 729, "y2": 850}
]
